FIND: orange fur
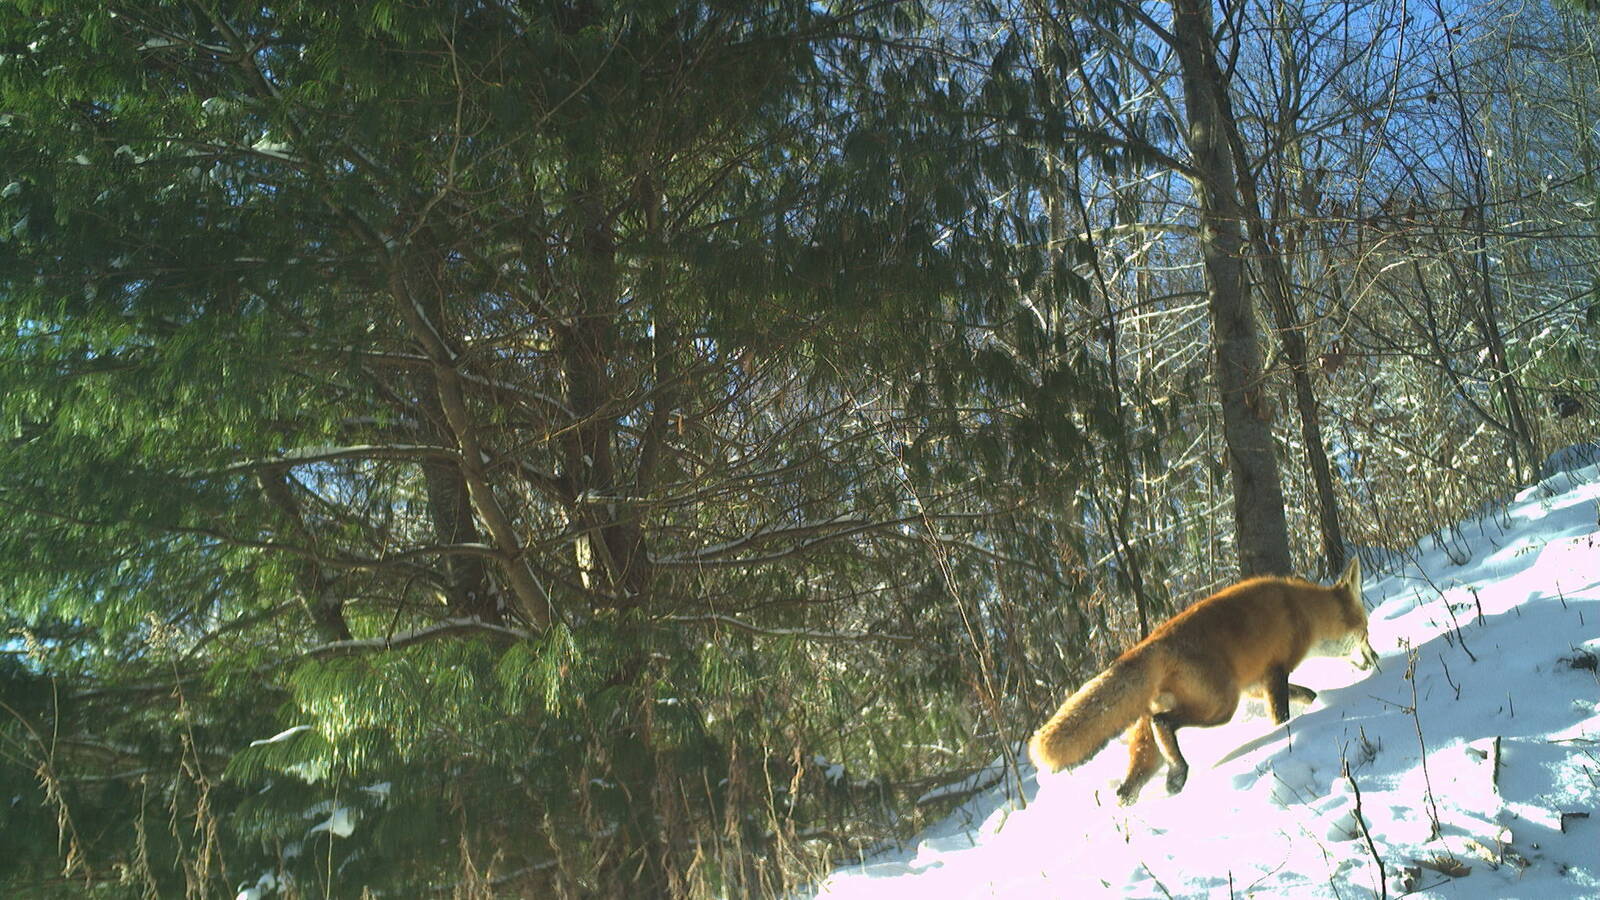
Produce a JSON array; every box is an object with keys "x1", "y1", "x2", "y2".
[{"x1": 1028, "y1": 558, "x2": 1377, "y2": 803}]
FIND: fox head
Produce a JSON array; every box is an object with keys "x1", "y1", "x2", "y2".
[{"x1": 1329, "y1": 556, "x2": 1380, "y2": 670}]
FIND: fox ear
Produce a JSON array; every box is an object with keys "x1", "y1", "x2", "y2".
[{"x1": 1335, "y1": 556, "x2": 1361, "y2": 596}]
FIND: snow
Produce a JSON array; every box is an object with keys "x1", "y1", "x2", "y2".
[
  {"x1": 811, "y1": 452, "x2": 1600, "y2": 899},
  {"x1": 249, "y1": 135, "x2": 295, "y2": 161},
  {"x1": 311, "y1": 806, "x2": 355, "y2": 838},
  {"x1": 234, "y1": 872, "x2": 277, "y2": 900},
  {"x1": 248, "y1": 725, "x2": 310, "y2": 748},
  {"x1": 304, "y1": 800, "x2": 356, "y2": 838},
  {"x1": 816, "y1": 755, "x2": 848, "y2": 785}
]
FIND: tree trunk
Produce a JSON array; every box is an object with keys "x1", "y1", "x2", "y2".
[
  {"x1": 258, "y1": 467, "x2": 353, "y2": 642},
  {"x1": 388, "y1": 261, "x2": 553, "y2": 628},
  {"x1": 1435, "y1": 3, "x2": 1539, "y2": 482},
  {"x1": 556, "y1": 198, "x2": 653, "y2": 610},
  {"x1": 1171, "y1": 0, "x2": 1294, "y2": 577},
  {"x1": 422, "y1": 452, "x2": 499, "y2": 622},
  {"x1": 1277, "y1": 318, "x2": 1347, "y2": 577},
  {"x1": 1468, "y1": 218, "x2": 1539, "y2": 481},
  {"x1": 1209, "y1": 58, "x2": 1348, "y2": 578}
]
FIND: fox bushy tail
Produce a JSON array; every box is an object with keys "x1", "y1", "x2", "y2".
[{"x1": 1028, "y1": 648, "x2": 1162, "y2": 773}]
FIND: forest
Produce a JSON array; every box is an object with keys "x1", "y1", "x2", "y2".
[{"x1": 0, "y1": 0, "x2": 1595, "y2": 897}]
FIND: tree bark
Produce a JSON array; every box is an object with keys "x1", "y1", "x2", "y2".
[
  {"x1": 417, "y1": 391, "x2": 498, "y2": 622},
  {"x1": 555, "y1": 199, "x2": 652, "y2": 609},
  {"x1": 1211, "y1": 65, "x2": 1348, "y2": 578},
  {"x1": 1171, "y1": 0, "x2": 1294, "y2": 577}
]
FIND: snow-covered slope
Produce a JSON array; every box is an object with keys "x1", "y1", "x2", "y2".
[{"x1": 814, "y1": 452, "x2": 1600, "y2": 898}]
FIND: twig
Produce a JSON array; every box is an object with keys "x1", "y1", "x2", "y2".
[
  {"x1": 1405, "y1": 649, "x2": 1443, "y2": 835},
  {"x1": 1437, "y1": 590, "x2": 1477, "y2": 662},
  {"x1": 1344, "y1": 756, "x2": 1387, "y2": 900},
  {"x1": 1438, "y1": 654, "x2": 1459, "y2": 699}
]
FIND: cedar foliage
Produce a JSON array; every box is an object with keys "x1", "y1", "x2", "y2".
[{"x1": 1, "y1": 1, "x2": 1120, "y2": 896}]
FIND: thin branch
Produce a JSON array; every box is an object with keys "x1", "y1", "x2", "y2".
[
  {"x1": 666, "y1": 614, "x2": 919, "y2": 646},
  {"x1": 208, "y1": 444, "x2": 459, "y2": 476},
  {"x1": 301, "y1": 617, "x2": 534, "y2": 659}
]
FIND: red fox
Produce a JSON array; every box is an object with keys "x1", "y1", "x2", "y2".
[{"x1": 1028, "y1": 558, "x2": 1379, "y2": 803}]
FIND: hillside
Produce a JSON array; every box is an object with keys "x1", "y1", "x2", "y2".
[{"x1": 814, "y1": 451, "x2": 1600, "y2": 899}]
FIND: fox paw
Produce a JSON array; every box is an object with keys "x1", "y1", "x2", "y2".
[{"x1": 1165, "y1": 767, "x2": 1189, "y2": 795}]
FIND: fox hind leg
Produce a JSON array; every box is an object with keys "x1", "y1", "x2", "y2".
[
  {"x1": 1147, "y1": 668, "x2": 1238, "y2": 797},
  {"x1": 1116, "y1": 716, "x2": 1161, "y2": 805}
]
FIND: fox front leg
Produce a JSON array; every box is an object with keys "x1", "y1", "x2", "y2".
[
  {"x1": 1150, "y1": 713, "x2": 1189, "y2": 796},
  {"x1": 1265, "y1": 666, "x2": 1318, "y2": 724}
]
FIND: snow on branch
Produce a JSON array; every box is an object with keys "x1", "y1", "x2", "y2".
[
  {"x1": 210, "y1": 444, "x2": 459, "y2": 475},
  {"x1": 391, "y1": 542, "x2": 503, "y2": 561},
  {"x1": 248, "y1": 725, "x2": 312, "y2": 748}
]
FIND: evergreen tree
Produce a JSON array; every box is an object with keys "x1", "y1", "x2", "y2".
[{"x1": 0, "y1": 2, "x2": 1112, "y2": 895}]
